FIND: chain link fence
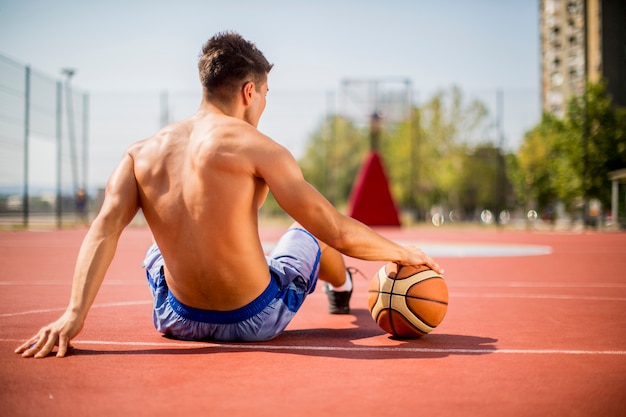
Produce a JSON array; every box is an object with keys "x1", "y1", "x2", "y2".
[{"x1": 0, "y1": 54, "x2": 88, "y2": 227}]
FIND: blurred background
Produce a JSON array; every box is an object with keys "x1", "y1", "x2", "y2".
[{"x1": 1, "y1": 0, "x2": 624, "y2": 230}]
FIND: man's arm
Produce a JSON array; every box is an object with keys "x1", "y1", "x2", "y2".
[
  {"x1": 255, "y1": 139, "x2": 442, "y2": 272},
  {"x1": 15, "y1": 153, "x2": 140, "y2": 358}
]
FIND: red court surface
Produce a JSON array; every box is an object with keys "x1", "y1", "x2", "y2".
[{"x1": 1, "y1": 225, "x2": 625, "y2": 417}]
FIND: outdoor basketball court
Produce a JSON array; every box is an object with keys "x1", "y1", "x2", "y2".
[{"x1": 1, "y1": 225, "x2": 625, "y2": 416}]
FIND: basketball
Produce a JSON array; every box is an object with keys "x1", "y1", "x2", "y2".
[{"x1": 368, "y1": 262, "x2": 449, "y2": 338}]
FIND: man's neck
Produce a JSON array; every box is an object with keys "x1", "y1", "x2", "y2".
[{"x1": 199, "y1": 96, "x2": 244, "y2": 120}]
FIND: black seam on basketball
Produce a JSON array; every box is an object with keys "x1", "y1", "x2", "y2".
[
  {"x1": 407, "y1": 276, "x2": 448, "y2": 304},
  {"x1": 394, "y1": 264, "x2": 405, "y2": 281},
  {"x1": 412, "y1": 310, "x2": 438, "y2": 329},
  {"x1": 390, "y1": 293, "x2": 446, "y2": 328},
  {"x1": 371, "y1": 290, "x2": 447, "y2": 305},
  {"x1": 368, "y1": 266, "x2": 448, "y2": 337},
  {"x1": 389, "y1": 269, "x2": 399, "y2": 336},
  {"x1": 404, "y1": 294, "x2": 448, "y2": 305},
  {"x1": 389, "y1": 310, "x2": 398, "y2": 336},
  {"x1": 391, "y1": 308, "x2": 429, "y2": 336}
]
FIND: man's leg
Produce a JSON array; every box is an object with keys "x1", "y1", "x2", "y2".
[
  {"x1": 317, "y1": 241, "x2": 349, "y2": 287},
  {"x1": 314, "y1": 233, "x2": 354, "y2": 315},
  {"x1": 284, "y1": 222, "x2": 353, "y2": 314},
  {"x1": 284, "y1": 222, "x2": 347, "y2": 286}
]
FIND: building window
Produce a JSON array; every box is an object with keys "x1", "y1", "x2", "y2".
[
  {"x1": 567, "y1": 0, "x2": 581, "y2": 15},
  {"x1": 551, "y1": 72, "x2": 564, "y2": 86}
]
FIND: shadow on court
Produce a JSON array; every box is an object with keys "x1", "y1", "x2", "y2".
[{"x1": 62, "y1": 309, "x2": 498, "y2": 360}]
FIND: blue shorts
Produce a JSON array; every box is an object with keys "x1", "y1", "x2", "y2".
[{"x1": 142, "y1": 228, "x2": 321, "y2": 342}]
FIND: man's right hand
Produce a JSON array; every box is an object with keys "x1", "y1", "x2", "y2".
[
  {"x1": 15, "y1": 311, "x2": 84, "y2": 358},
  {"x1": 398, "y1": 245, "x2": 444, "y2": 275}
]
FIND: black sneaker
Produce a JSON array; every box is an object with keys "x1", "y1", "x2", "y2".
[{"x1": 324, "y1": 269, "x2": 353, "y2": 314}]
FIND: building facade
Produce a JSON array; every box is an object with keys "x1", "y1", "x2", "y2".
[{"x1": 540, "y1": 0, "x2": 626, "y2": 117}]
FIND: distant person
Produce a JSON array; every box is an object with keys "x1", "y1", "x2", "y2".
[
  {"x1": 16, "y1": 32, "x2": 442, "y2": 358},
  {"x1": 75, "y1": 188, "x2": 88, "y2": 224}
]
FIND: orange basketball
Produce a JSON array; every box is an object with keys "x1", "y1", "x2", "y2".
[{"x1": 368, "y1": 262, "x2": 449, "y2": 338}]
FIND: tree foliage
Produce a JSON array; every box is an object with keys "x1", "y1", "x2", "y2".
[
  {"x1": 511, "y1": 80, "x2": 626, "y2": 213},
  {"x1": 459, "y1": 143, "x2": 510, "y2": 218},
  {"x1": 299, "y1": 85, "x2": 497, "y2": 220},
  {"x1": 565, "y1": 81, "x2": 626, "y2": 207},
  {"x1": 299, "y1": 115, "x2": 368, "y2": 206},
  {"x1": 384, "y1": 86, "x2": 491, "y2": 218},
  {"x1": 510, "y1": 113, "x2": 569, "y2": 210},
  {"x1": 293, "y1": 81, "x2": 625, "y2": 223},
  {"x1": 419, "y1": 87, "x2": 489, "y2": 210}
]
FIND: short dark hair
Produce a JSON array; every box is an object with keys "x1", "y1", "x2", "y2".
[{"x1": 198, "y1": 31, "x2": 273, "y2": 100}]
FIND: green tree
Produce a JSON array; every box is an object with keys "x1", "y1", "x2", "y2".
[
  {"x1": 385, "y1": 86, "x2": 489, "y2": 217},
  {"x1": 459, "y1": 143, "x2": 510, "y2": 219},
  {"x1": 513, "y1": 113, "x2": 566, "y2": 212},
  {"x1": 299, "y1": 115, "x2": 368, "y2": 207},
  {"x1": 565, "y1": 80, "x2": 626, "y2": 208},
  {"x1": 512, "y1": 80, "x2": 626, "y2": 217},
  {"x1": 298, "y1": 85, "x2": 493, "y2": 220},
  {"x1": 261, "y1": 115, "x2": 367, "y2": 218}
]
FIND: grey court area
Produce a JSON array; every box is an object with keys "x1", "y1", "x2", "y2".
[
  {"x1": 400, "y1": 242, "x2": 552, "y2": 258},
  {"x1": 261, "y1": 242, "x2": 552, "y2": 258}
]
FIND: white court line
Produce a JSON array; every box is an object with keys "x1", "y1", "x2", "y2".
[
  {"x1": 2, "y1": 338, "x2": 625, "y2": 356},
  {"x1": 449, "y1": 292, "x2": 626, "y2": 302},
  {"x1": 3, "y1": 280, "x2": 626, "y2": 289},
  {"x1": 0, "y1": 300, "x2": 152, "y2": 318},
  {"x1": 452, "y1": 282, "x2": 626, "y2": 288},
  {"x1": 3, "y1": 288, "x2": 626, "y2": 319},
  {"x1": 0, "y1": 280, "x2": 145, "y2": 286}
]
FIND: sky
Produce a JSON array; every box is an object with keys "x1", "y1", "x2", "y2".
[{"x1": 0, "y1": 0, "x2": 541, "y2": 190}]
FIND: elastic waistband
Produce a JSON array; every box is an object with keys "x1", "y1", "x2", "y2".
[{"x1": 167, "y1": 274, "x2": 280, "y2": 325}]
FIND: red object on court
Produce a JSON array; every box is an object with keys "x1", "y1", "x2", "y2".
[{"x1": 348, "y1": 151, "x2": 401, "y2": 226}]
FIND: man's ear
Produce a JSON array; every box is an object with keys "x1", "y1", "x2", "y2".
[{"x1": 242, "y1": 81, "x2": 255, "y2": 106}]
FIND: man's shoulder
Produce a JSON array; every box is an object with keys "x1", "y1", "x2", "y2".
[{"x1": 127, "y1": 120, "x2": 188, "y2": 153}]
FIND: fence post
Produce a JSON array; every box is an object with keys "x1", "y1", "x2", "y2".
[
  {"x1": 56, "y1": 81, "x2": 63, "y2": 228},
  {"x1": 22, "y1": 66, "x2": 31, "y2": 228},
  {"x1": 82, "y1": 92, "x2": 89, "y2": 222}
]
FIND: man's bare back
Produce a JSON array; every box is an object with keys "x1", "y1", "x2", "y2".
[{"x1": 131, "y1": 111, "x2": 274, "y2": 311}]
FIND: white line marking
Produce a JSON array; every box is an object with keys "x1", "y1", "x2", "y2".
[
  {"x1": 452, "y1": 282, "x2": 626, "y2": 289},
  {"x1": 0, "y1": 300, "x2": 151, "y2": 318},
  {"x1": 1, "y1": 338, "x2": 624, "y2": 356},
  {"x1": 3, "y1": 279, "x2": 625, "y2": 290},
  {"x1": 3, "y1": 288, "x2": 625, "y2": 319},
  {"x1": 449, "y1": 292, "x2": 626, "y2": 302},
  {"x1": 0, "y1": 280, "x2": 145, "y2": 286}
]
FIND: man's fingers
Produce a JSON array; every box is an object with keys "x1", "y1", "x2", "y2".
[
  {"x1": 34, "y1": 333, "x2": 58, "y2": 358},
  {"x1": 56, "y1": 334, "x2": 69, "y2": 358},
  {"x1": 14, "y1": 338, "x2": 36, "y2": 354},
  {"x1": 20, "y1": 335, "x2": 46, "y2": 358},
  {"x1": 428, "y1": 259, "x2": 444, "y2": 275},
  {"x1": 17, "y1": 329, "x2": 60, "y2": 358},
  {"x1": 418, "y1": 251, "x2": 443, "y2": 275},
  {"x1": 15, "y1": 342, "x2": 34, "y2": 355}
]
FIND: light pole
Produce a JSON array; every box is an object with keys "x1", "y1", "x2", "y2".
[{"x1": 61, "y1": 68, "x2": 79, "y2": 194}]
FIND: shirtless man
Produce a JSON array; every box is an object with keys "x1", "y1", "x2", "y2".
[{"x1": 16, "y1": 32, "x2": 442, "y2": 358}]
